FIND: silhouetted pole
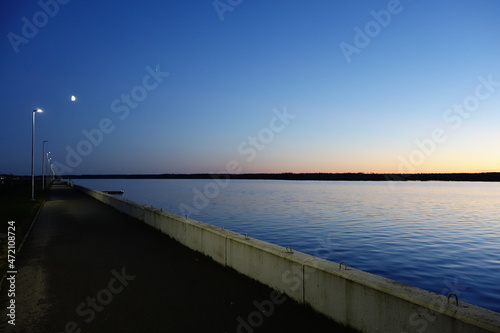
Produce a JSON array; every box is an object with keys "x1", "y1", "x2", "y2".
[
  {"x1": 42, "y1": 140, "x2": 48, "y2": 191},
  {"x1": 31, "y1": 109, "x2": 43, "y2": 200}
]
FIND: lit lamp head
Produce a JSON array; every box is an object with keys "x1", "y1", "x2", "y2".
[{"x1": 33, "y1": 109, "x2": 43, "y2": 113}]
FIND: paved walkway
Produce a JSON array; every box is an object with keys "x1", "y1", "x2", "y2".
[{"x1": 0, "y1": 183, "x2": 357, "y2": 332}]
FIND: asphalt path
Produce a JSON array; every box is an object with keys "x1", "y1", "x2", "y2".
[{"x1": 0, "y1": 183, "x2": 358, "y2": 332}]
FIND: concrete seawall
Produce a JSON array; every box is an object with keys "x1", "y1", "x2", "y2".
[{"x1": 73, "y1": 184, "x2": 500, "y2": 333}]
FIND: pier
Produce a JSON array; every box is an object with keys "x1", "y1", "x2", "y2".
[{"x1": 0, "y1": 183, "x2": 356, "y2": 332}]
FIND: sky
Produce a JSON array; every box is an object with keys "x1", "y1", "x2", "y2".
[{"x1": 1, "y1": 0, "x2": 500, "y2": 176}]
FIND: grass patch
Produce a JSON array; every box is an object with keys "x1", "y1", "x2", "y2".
[{"x1": 0, "y1": 177, "x2": 48, "y2": 278}]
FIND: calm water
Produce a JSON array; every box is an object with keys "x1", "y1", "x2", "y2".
[{"x1": 71, "y1": 178, "x2": 500, "y2": 312}]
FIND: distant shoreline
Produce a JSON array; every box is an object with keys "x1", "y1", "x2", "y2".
[{"x1": 61, "y1": 172, "x2": 500, "y2": 182}]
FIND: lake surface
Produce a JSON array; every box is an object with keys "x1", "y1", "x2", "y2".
[{"x1": 71, "y1": 178, "x2": 500, "y2": 312}]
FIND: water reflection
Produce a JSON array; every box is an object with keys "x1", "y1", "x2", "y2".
[{"x1": 73, "y1": 179, "x2": 500, "y2": 312}]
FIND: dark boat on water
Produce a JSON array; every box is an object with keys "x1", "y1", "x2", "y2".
[{"x1": 103, "y1": 190, "x2": 124, "y2": 195}]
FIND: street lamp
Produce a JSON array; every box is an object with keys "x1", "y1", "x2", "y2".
[
  {"x1": 47, "y1": 155, "x2": 52, "y2": 182},
  {"x1": 42, "y1": 141, "x2": 48, "y2": 191},
  {"x1": 46, "y1": 152, "x2": 51, "y2": 179},
  {"x1": 31, "y1": 109, "x2": 43, "y2": 200},
  {"x1": 50, "y1": 163, "x2": 55, "y2": 180}
]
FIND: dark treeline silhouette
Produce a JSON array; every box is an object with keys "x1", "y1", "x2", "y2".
[{"x1": 64, "y1": 172, "x2": 500, "y2": 182}]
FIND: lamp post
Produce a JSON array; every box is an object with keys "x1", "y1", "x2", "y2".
[
  {"x1": 46, "y1": 152, "x2": 51, "y2": 184},
  {"x1": 47, "y1": 156, "x2": 52, "y2": 182},
  {"x1": 31, "y1": 109, "x2": 43, "y2": 200},
  {"x1": 42, "y1": 141, "x2": 48, "y2": 191},
  {"x1": 50, "y1": 163, "x2": 55, "y2": 180}
]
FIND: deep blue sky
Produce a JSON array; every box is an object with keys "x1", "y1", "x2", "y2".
[{"x1": 1, "y1": 0, "x2": 499, "y2": 175}]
